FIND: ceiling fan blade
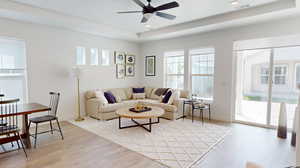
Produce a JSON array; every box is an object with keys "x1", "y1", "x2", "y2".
[
  {"x1": 132, "y1": 0, "x2": 146, "y2": 8},
  {"x1": 117, "y1": 11, "x2": 143, "y2": 14},
  {"x1": 156, "y1": 12, "x2": 176, "y2": 20},
  {"x1": 155, "y1": 1, "x2": 179, "y2": 11},
  {"x1": 141, "y1": 16, "x2": 148, "y2": 23}
]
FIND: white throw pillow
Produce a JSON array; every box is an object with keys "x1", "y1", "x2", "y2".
[
  {"x1": 132, "y1": 93, "x2": 146, "y2": 99},
  {"x1": 95, "y1": 90, "x2": 108, "y2": 104}
]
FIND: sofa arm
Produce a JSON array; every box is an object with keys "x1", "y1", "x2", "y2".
[
  {"x1": 173, "y1": 98, "x2": 189, "y2": 115},
  {"x1": 85, "y1": 98, "x2": 105, "y2": 117}
]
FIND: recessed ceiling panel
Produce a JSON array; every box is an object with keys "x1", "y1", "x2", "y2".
[{"x1": 10, "y1": 0, "x2": 278, "y2": 33}]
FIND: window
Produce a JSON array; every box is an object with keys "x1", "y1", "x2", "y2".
[
  {"x1": 0, "y1": 38, "x2": 27, "y2": 103},
  {"x1": 90, "y1": 48, "x2": 99, "y2": 65},
  {"x1": 190, "y1": 48, "x2": 215, "y2": 99},
  {"x1": 76, "y1": 47, "x2": 86, "y2": 65},
  {"x1": 164, "y1": 51, "x2": 184, "y2": 89},
  {"x1": 260, "y1": 65, "x2": 287, "y2": 85},
  {"x1": 260, "y1": 67, "x2": 269, "y2": 84},
  {"x1": 274, "y1": 65, "x2": 287, "y2": 85},
  {"x1": 101, "y1": 50, "x2": 110, "y2": 66}
]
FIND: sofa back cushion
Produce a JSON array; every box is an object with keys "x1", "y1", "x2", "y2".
[
  {"x1": 145, "y1": 87, "x2": 153, "y2": 98},
  {"x1": 123, "y1": 88, "x2": 133, "y2": 99},
  {"x1": 110, "y1": 88, "x2": 127, "y2": 102},
  {"x1": 150, "y1": 88, "x2": 162, "y2": 100},
  {"x1": 180, "y1": 90, "x2": 189, "y2": 98},
  {"x1": 104, "y1": 92, "x2": 117, "y2": 104},
  {"x1": 132, "y1": 87, "x2": 145, "y2": 93}
]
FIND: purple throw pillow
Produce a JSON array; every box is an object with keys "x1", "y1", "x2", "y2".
[
  {"x1": 104, "y1": 92, "x2": 116, "y2": 104},
  {"x1": 132, "y1": 87, "x2": 145, "y2": 93},
  {"x1": 162, "y1": 91, "x2": 172, "y2": 104}
]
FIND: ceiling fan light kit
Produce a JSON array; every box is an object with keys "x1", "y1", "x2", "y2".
[{"x1": 117, "y1": 0, "x2": 179, "y2": 23}]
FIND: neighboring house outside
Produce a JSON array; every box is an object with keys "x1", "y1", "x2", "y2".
[{"x1": 242, "y1": 48, "x2": 300, "y2": 104}]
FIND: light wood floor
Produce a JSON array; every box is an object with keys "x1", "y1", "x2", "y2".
[
  {"x1": 0, "y1": 119, "x2": 296, "y2": 168},
  {"x1": 192, "y1": 122, "x2": 295, "y2": 168},
  {"x1": 0, "y1": 122, "x2": 165, "y2": 168}
]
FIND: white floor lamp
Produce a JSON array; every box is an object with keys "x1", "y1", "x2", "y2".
[{"x1": 72, "y1": 67, "x2": 84, "y2": 122}]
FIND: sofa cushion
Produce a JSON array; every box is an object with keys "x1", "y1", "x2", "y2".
[
  {"x1": 95, "y1": 90, "x2": 108, "y2": 104},
  {"x1": 150, "y1": 88, "x2": 162, "y2": 100},
  {"x1": 132, "y1": 87, "x2": 145, "y2": 93},
  {"x1": 110, "y1": 88, "x2": 127, "y2": 102},
  {"x1": 145, "y1": 87, "x2": 153, "y2": 98},
  {"x1": 100, "y1": 103, "x2": 127, "y2": 113},
  {"x1": 85, "y1": 90, "x2": 97, "y2": 99},
  {"x1": 149, "y1": 103, "x2": 177, "y2": 112},
  {"x1": 104, "y1": 92, "x2": 117, "y2": 104},
  {"x1": 180, "y1": 90, "x2": 189, "y2": 98},
  {"x1": 123, "y1": 88, "x2": 133, "y2": 99},
  {"x1": 122, "y1": 100, "x2": 138, "y2": 106},
  {"x1": 132, "y1": 93, "x2": 146, "y2": 99},
  {"x1": 162, "y1": 90, "x2": 172, "y2": 104}
]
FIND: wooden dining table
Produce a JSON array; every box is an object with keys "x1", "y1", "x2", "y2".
[{"x1": 0, "y1": 102, "x2": 51, "y2": 149}]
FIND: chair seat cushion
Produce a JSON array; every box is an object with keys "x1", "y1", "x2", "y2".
[{"x1": 29, "y1": 115, "x2": 57, "y2": 123}]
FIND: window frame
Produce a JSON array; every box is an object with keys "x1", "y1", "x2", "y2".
[
  {"x1": 101, "y1": 49, "x2": 111, "y2": 66},
  {"x1": 260, "y1": 66, "x2": 269, "y2": 85},
  {"x1": 164, "y1": 51, "x2": 185, "y2": 89},
  {"x1": 189, "y1": 49, "x2": 215, "y2": 99},
  {"x1": 90, "y1": 48, "x2": 99, "y2": 66},
  {"x1": 273, "y1": 64, "x2": 288, "y2": 85},
  {"x1": 76, "y1": 46, "x2": 86, "y2": 65}
]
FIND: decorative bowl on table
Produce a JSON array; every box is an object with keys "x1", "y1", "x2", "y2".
[{"x1": 129, "y1": 102, "x2": 152, "y2": 113}]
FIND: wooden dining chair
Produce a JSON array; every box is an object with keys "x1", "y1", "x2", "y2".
[
  {"x1": 0, "y1": 98, "x2": 27, "y2": 157},
  {"x1": 29, "y1": 92, "x2": 63, "y2": 148}
]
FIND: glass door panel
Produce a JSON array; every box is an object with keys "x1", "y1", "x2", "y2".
[
  {"x1": 236, "y1": 49, "x2": 271, "y2": 125},
  {"x1": 270, "y1": 47, "x2": 300, "y2": 129}
]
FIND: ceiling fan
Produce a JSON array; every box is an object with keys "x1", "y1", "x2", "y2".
[{"x1": 117, "y1": 0, "x2": 179, "y2": 23}]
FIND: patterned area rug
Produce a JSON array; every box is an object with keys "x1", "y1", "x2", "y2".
[{"x1": 71, "y1": 118, "x2": 230, "y2": 168}]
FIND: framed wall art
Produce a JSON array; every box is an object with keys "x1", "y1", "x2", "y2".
[
  {"x1": 116, "y1": 64, "x2": 125, "y2": 79},
  {"x1": 145, "y1": 56, "x2": 156, "y2": 76},
  {"x1": 126, "y1": 55, "x2": 135, "y2": 64},
  {"x1": 114, "y1": 51, "x2": 125, "y2": 64},
  {"x1": 125, "y1": 64, "x2": 135, "y2": 77}
]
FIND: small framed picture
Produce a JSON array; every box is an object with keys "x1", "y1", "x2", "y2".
[
  {"x1": 126, "y1": 55, "x2": 135, "y2": 64},
  {"x1": 145, "y1": 56, "x2": 156, "y2": 76},
  {"x1": 116, "y1": 64, "x2": 125, "y2": 79},
  {"x1": 126, "y1": 65, "x2": 135, "y2": 77},
  {"x1": 114, "y1": 52, "x2": 125, "y2": 64}
]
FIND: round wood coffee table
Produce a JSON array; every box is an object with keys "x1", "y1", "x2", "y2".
[{"x1": 116, "y1": 106, "x2": 164, "y2": 132}]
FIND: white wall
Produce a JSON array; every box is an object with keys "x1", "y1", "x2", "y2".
[
  {"x1": 0, "y1": 18, "x2": 141, "y2": 120},
  {"x1": 140, "y1": 15, "x2": 300, "y2": 122}
]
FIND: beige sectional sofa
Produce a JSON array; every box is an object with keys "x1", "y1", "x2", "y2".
[{"x1": 85, "y1": 87, "x2": 189, "y2": 120}]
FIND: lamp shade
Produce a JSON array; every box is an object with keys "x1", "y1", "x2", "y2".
[{"x1": 71, "y1": 67, "x2": 82, "y2": 79}]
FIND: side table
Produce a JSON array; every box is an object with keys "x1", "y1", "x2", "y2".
[{"x1": 183, "y1": 99, "x2": 211, "y2": 123}]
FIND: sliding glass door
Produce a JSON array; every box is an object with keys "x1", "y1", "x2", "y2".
[
  {"x1": 236, "y1": 46, "x2": 300, "y2": 128},
  {"x1": 236, "y1": 49, "x2": 271, "y2": 125},
  {"x1": 270, "y1": 47, "x2": 300, "y2": 129}
]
